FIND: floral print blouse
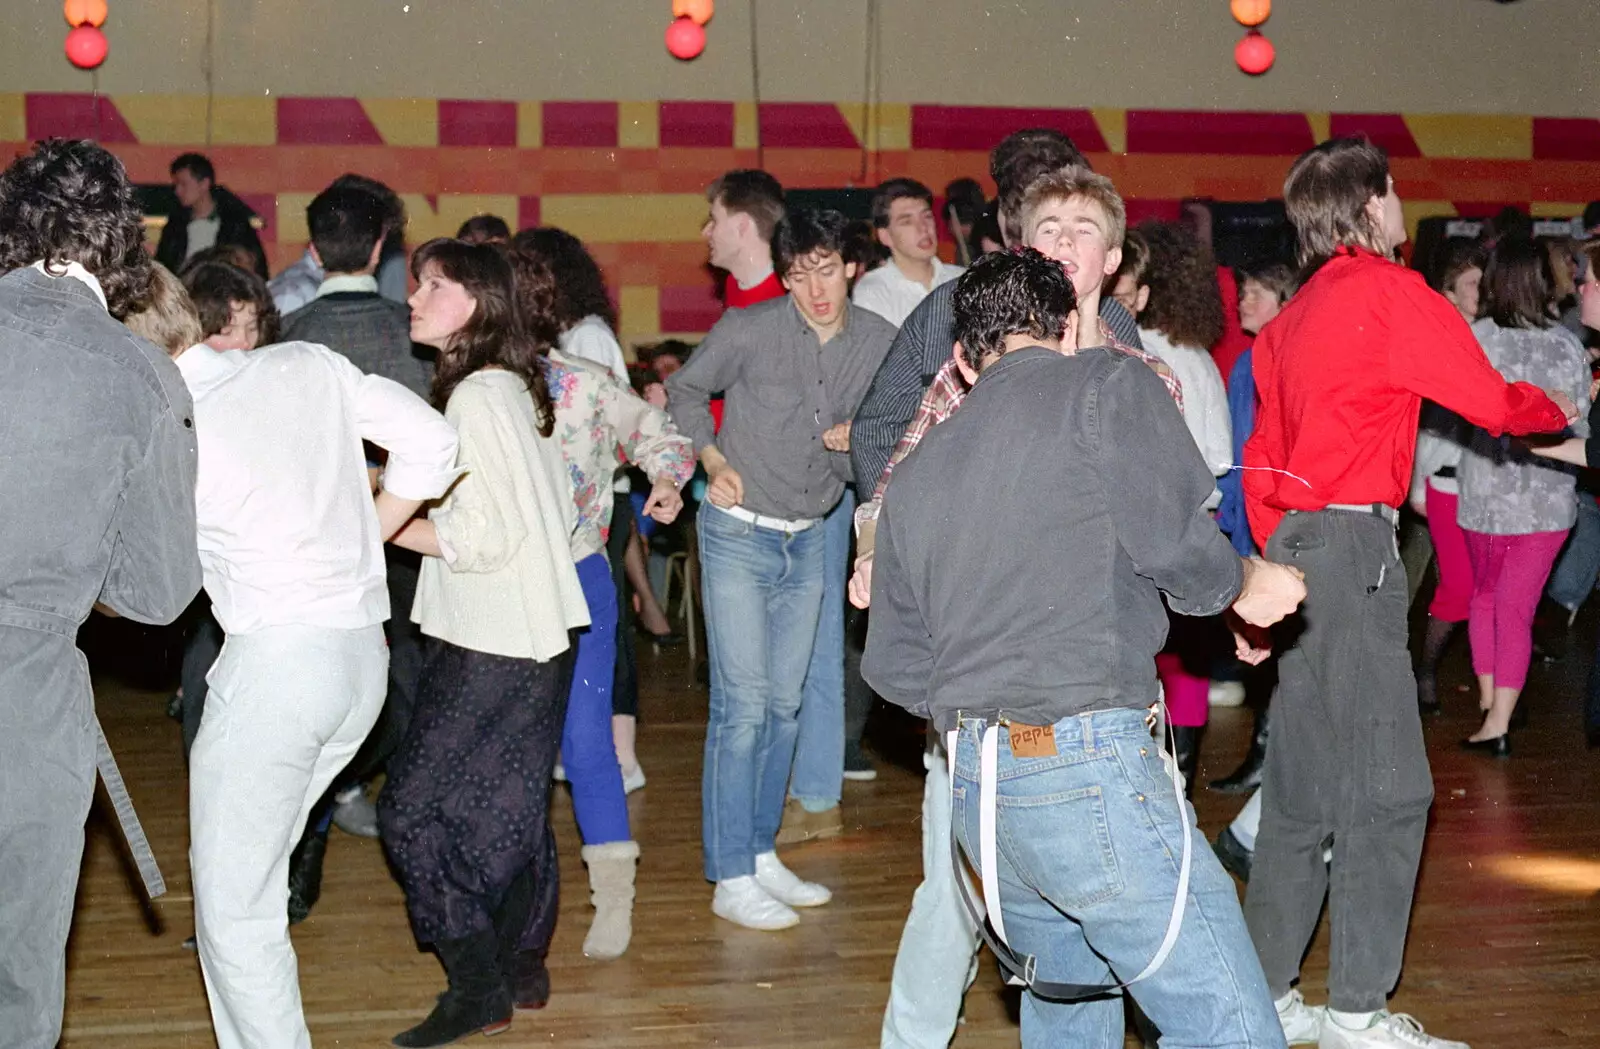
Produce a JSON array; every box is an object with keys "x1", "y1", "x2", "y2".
[
  {"x1": 1457, "y1": 319, "x2": 1591, "y2": 536},
  {"x1": 544, "y1": 350, "x2": 697, "y2": 562}
]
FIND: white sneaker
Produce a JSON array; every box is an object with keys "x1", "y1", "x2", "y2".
[
  {"x1": 1276, "y1": 990, "x2": 1325, "y2": 1046},
  {"x1": 1209, "y1": 680, "x2": 1247, "y2": 707},
  {"x1": 1320, "y1": 1011, "x2": 1469, "y2": 1049},
  {"x1": 712, "y1": 876, "x2": 799, "y2": 930},
  {"x1": 754, "y1": 850, "x2": 832, "y2": 907},
  {"x1": 621, "y1": 764, "x2": 646, "y2": 793}
]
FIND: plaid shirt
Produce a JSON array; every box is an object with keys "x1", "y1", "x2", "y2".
[{"x1": 854, "y1": 334, "x2": 1182, "y2": 543}]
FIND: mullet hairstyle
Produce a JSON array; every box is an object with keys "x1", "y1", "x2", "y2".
[
  {"x1": 772, "y1": 207, "x2": 855, "y2": 277},
  {"x1": 181, "y1": 261, "x2": 281, "y2": 345},
  {"x1": 511, "y1": 226, "x2": 617, "y2": 333},
  {"x1": 1136, "y1": 220, "x2": 1225, "y2": 350},
  {"x1": 1019, "y1": 167, "x2": 1128, "y2": 251},
  {"x1": 706, "y1": 169, "x2": 786, "y2": 243},
  {"x1": 0, "y1": 139, "x2": 154, "y2": 319},
  {"x1": 990, "y1": 128, "x2": 1088, "y2": 247},
  {"x1": 870, "y1": 177, "x2": 934, "y2": 228},
  {"x1": 307, "y1": 185, "x2": 387, "y2": 273},
  {"x1": 1284, "y1": 136, "x2": 1392, "y2": 275},
  {"x1": 952, "y1": 248, "x2": 1076, "y2": 370},
  {"x1": 123, "y1": 264, "x2": 203, "y2": 356},
  {"x1": 412, "y1": 238, "x2": 555, "y2": 436},
  {"x1": 1481, "y1": 235, "x2": 1554, "y2": 330}
]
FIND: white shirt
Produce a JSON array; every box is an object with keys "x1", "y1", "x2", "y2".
[
  {"x1": 30, "y1": 260, "x2": 107, "y2": 310},
  {"x1": 176, "y1": 340, "x2": 460, "y2": 635},
  {"x1": 558, "y1": 314, "x2": 628, "y2": 382},
  {"x1": 1139, "y1": 328, "x2": 1232, "y2": 508},
  {"x1": 316, "y1": 273, "x2": 380, "y2": 298},
  {"x1": 186, "y1": 215, "x2": 220, "y2": 259},
  {"x1": 415, "y1": 369, "x2": 590, "y2": 661},
  {"x1": 851, "y1": 258, "x2": 964, "y2": 328}
]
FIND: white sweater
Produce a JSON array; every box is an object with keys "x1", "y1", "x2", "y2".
[
  {"x1": 1139, "y1": 328, "x2": 1232, "y2": 509},
  {"x1": 413, "y1": 369, "x2": 590, "y2": 661}
]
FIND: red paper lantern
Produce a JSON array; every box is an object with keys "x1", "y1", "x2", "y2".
[
  {"x1": 1230, "y1": 0, "x2": 1270, "y2": 28},
  {"x1": 1235, "y1": 30, "x2": 1274, "y2": 75},
  {"x1": 65, "y1": 25, "x2": 109, "y2": 69},
  {"x1": 673, "y1": 0, "x2": 714, "y2": 26},
  {"x1": 64, "y1": 0, "x2": 108, "y2": 28},
  {"x1": 665, "y1": 16, "x2": 705, "y2": 60}
]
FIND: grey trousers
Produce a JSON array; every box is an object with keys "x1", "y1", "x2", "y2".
[
  {"x1": 1244, "y1": 509, "x2": 1435, "y2": 1013},
  {"x1": 0, "y1": 625, "x2": 97, "y2": 1049}
]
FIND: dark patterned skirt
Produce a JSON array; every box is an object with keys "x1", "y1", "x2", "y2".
[{"x1": 379, "y1": 637, "x2": 571, "y2": 947}]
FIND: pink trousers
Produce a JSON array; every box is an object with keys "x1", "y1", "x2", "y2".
[
  {"x1": 1424, "y1": 483, "x2": 1473, "y2": 622},
  {"x1": 1463, "y1": 527, "x2": 1569, "y2": 691}
]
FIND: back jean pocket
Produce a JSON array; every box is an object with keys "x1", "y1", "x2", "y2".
[{"x1": 994, "y1": 785, "x2": 1125, "y2": 911}]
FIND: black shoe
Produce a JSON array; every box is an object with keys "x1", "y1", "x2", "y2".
[
  {"x1": 508, "y1": 952, "x2": 549, "y2": 1012},
  {"x1": 1210, "y1": 708, "x2": 1268, "y2": 794},
  {"x1": 1460, "y1": 734, "x2": 1511, "y2": 758},
  {"x1": 286, "y1": 833, "x2": 327, "y2": 925},
  {"x1": 1213, "y1": 826, "x2": 1253, "y2": 882},
  {"x1": 394, "y1": 933, "x2": 513, "y2": 1047}
]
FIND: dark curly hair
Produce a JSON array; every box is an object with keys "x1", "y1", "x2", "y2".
[
  {"x1": 1135, "y1": 220, "x2": 1224, "y2": 350},
  {"x1": 0, "y1": 139, "x2": 153, "y2": 319},
  {"x1": 502, "y1": 238, "x2": 564, "y2": 352},
  {"x1": 510, "y1": 227, "x2": 617, "y2": 333},
  {"x1": 181, "y1": 261, "x2": 281, "y2": 346},
  {"x1": 411, "y1": 238, "x2": 555, "y2": 437},
  {"x1": 953, "y1": 248, "x2": 1076, "y2": 369}
]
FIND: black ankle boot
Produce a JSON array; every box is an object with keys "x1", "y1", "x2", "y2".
[
  {"x1": 393, "y1": 931, "x2": 512, "y2": 1047},
  {"x1": 491, "y1": 868, "x2": 548, "y2": 1011},
  {"x1": 1415, "y1": 615, "x2": 1459, "y2": 715},
  {"x1": 1209, "y1": 706, "x2": 1268, "y2": 794},
  {"x1": 286, "y1": 831, "x2": 327, "y2": 925},
  {"x1": 1169, "y1": 726, "x2": 1201, "y2": 798}
]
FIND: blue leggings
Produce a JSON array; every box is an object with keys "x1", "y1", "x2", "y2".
[{"x1": 563, "y1": 553, "x2": 630, "y2": 845}]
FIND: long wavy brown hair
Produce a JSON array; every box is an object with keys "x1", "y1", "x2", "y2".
[
  {"x1": 502, "y1": 237, "x2": 564, "y2": 354},
  {"x1": 1135, "y1": 219, "x2": 1225, "y2": 350},
  {"x1": 411, "y1": 238, "x2": 554, "y2": 436}
]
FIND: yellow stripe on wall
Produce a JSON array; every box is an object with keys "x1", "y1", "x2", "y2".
[
  {"x1": 0, "y1": 94, "x2": 24, "y2": 142},
  {"x1": 518, "y1": 102, "x2": 542, "y2": 149},
  {"x1": 1404, "y1": 114, "x2": 1532, "y2": 160},
  {"x1": 541, "y1": 194, "x2": 708, "y2": 243},
  {"x1": 361, "y1": 99, "x2": 438, "y2": 148},
  {"x1": 113, "y1": 95, "x2": 210, "y2": 145},
  {"x1": 1091, "y1": 108, "x2": 1127, "y2": 155},
  {"x1": 208, "y1": 96, "x2": 278, "y2": 146},
  {"x1": 402, "y1": 194, "x2": 521, "y2": 241},
  {"x1": 617, "y1": 286, "x2": 660, "y2": 344},
  {"x1": 618, "y1": 102, "x2": 659, "y2": 149}
]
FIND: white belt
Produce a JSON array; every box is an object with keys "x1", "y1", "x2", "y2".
[
  {"x1": 945, "y1": 700, "x2": 1190, "y2": 1000},
  {"x1": 713, "y1": 503, "x2": 821, "y2": 534}
]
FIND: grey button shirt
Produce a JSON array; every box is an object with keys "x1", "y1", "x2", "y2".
[
  {"x1": 1458, "y1": 319, "x2": 1591, "y2": 535},
  {"x1": 667, "y1": 296, "x2": 897, "y2": 520}
]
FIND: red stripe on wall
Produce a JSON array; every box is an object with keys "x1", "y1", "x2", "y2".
[
  {"x1": 517, "y1": 195, "x2": 541, "y2": 231},
  {"x1": 758, "y1": 104, "x2": 859, "y2": 149},
  {"x1": 1124, "y1": 199, "x2": 1185, "y2": 226},
  {"x1": 26, "y1": 93, "x2": 136, "y2": 143},
  {"x1": 439, "y1": 100, "x2": 518, "y2": 148},
  {"x1": 543, "y1": 102, "x2": 619, "y2": 148},
  {"x1": 1532, "y1": 118, "x2": 1600, "y2": 162},
  {"x1": 659, "y1": 283, "x2": 724, "y2": 333},
  {"x1": 911, "y1": 106, "x2": 1107, "y2": 154},
  {"x1": 660, "y1": 101, "x2": 735, "y2": 148},
  {"x1": 1329, "y1": 114, "x2": 1421, "y2": 157},
  {"x1": 277, "y1": 98, "x2": 384, "y2": 146},
  {"x1": 1126, "y1": 111, "x2": 1314, "y2": 156},
  {"x1": 1451, "y1": 201, "x2": 1532, "y2": 219}
]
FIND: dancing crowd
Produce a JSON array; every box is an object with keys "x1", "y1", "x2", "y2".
[{"x1": 0, "y1": 122, "x2": 1595, "y2": 1049}]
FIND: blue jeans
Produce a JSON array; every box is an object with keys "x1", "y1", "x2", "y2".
[
  {"x1": 698, "y1": 503, "x2": 826, "y2": 881},
  {"x1": 1547, "y1": 492, "x2": 1600, "y2": 611},
  {"x1": 790, "y1": 489, "x2": 854, "y2": 809},
  {"x1": 951, "y1": 710, "x2": 1285, "y2": 1049},
  {"x1": 561, "y1": 553, "x2": 629, "y2": 845}
]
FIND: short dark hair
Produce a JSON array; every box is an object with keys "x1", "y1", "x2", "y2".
[
  {"x1": 871, "y1": 178, "x2": 934, "y2": 228},
  {"x1": 772, "y1": 208, "x2": 854, "y2": 278},
  {"x1": 952, "y1": 248, "x2": 1076, "y2": 369},
  {"x1": 1284, "y1": 137, "x2": 1391, "y2": 271},
  {"x1": 510, "y1": 226, "x2": 616, "y2": 332},
  {"x1": 182, "y1": 261, "x2": 279, "y2": 344},
  {"x1": 966, "y1": 201, "x2": 1003, "y2": 261},
  {"x1": 945, "y1": 178, "x2": 987, "y2": 226},
  {"x1": 307, "y1": 186, "x2": 386, "y2": 273},
  {"x1": 330, "y1": 173, "x2": 405, "y2": 236},
  {"x1": 1583, "y1": 201, "x2": 1600, "y2": 234},
  {"x1": 990, "y1": 129, "x2": 1088, "y2": 246},
  {"x1": 456, "y1": 214, "x2": 511, "y2": 244},
  {"x1": 0, "y1": 139, "x2": 153, "y2": 318},
  {"x1": 170, "y1": 152, "x2": 215, "y2": 184},
  {"x1": 1428, "y1": 238, "x2": 1486, "y2": 296},
  {"x1": 707, "y1": 169, "x2": 786, "y2": 243},
  {"x1": 1237, "y1": 261, "x2": 1299, "y2": 304},
  {"x1": 1481, "y1": 235, "x2": 1554, "y2": 330}
]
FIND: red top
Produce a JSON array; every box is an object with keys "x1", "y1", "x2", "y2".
[
  {"x1": 710, "y1": 271, "x2": 787, "y2": 431},
  {"x1": 1243, "y1": 248, "x2": 1568, "y2": 549},
  {"x1": 1211, "y1": 266, "x2": 1252, "y2": 388}
]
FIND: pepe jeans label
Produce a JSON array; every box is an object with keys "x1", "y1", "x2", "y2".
[{"x1": 1008, "y1": 722, "x2": 1058, "y2": 758}]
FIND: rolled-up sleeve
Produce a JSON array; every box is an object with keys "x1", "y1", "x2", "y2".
[
  {"x1": 336, "y1": 355, "x2": 461, "y2": 500},
  {"x1": 606, "y1": 381, "x2": 697, "y2": 485},
  {"x1": 667, "y1": 312, "x2": 746, "y2": 452},
  {"x1": 1093, "y1": 357, "x2": 1243, "y2": 616},
  {"x1": 99, "y1": 402, "x2": 202, "y2": 624}
]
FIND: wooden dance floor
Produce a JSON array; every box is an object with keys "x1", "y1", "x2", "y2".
[{"x1": 60, "y1": 623, "x2": 1600, "y2": 1048}]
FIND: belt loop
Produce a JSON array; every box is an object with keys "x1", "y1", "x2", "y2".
[{"x1": 1079, "y1": 711, "x2": 1094, "y2": 752}]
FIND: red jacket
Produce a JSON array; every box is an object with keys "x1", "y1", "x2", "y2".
[{"x1": 1243, "y1": 248, "x2": 1567, "y2": 549}]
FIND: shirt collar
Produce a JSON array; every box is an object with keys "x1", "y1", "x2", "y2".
[
  {"x1": 786, "y1": 296, "x2": 852, "y2": 342},
  {"x1": 315, "y1": 273, "x2": 379, "y2": 298},
  {"x1": 174, "y1": 342, "x2": 246, "y2": 397},
  {"x1": 30, "y1": 260, "x2": 108, "y2": 311}
]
